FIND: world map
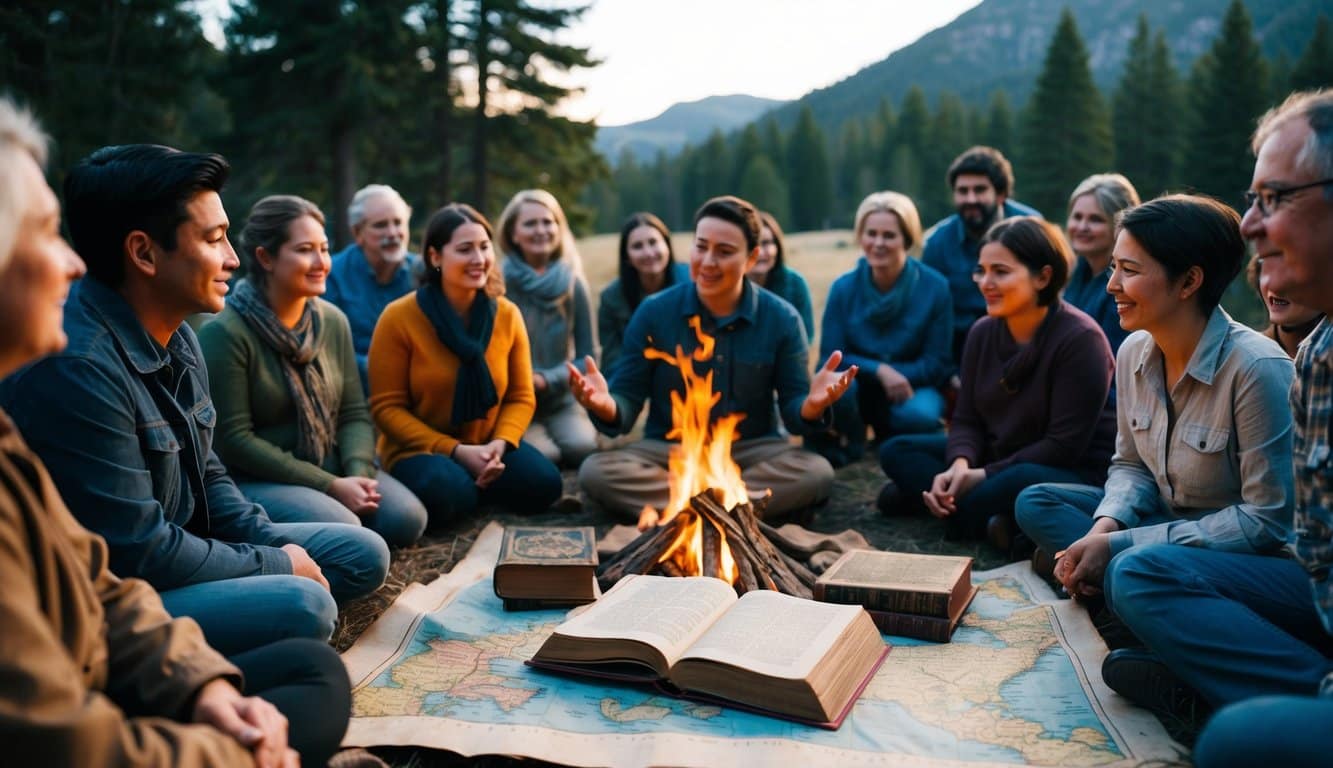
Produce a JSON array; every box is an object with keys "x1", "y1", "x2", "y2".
[{"x1": 341, "y1": 524, "x2": 1179, "y2": 767}]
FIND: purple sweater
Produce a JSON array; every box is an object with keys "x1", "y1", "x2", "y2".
[{"x1": 947, "y1": 301, "x2": 1116, "y2": 480}]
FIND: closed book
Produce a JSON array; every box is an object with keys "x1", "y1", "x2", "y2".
[
  {"x1": 865, "y1": 583, "x2": 979, "y2": 642},
  {"x1": 495, "y1": 526, "x2": 598, "y2": 602},
  {"x1": 813, "y1": 550, "x2": 973, "y2": 619}
]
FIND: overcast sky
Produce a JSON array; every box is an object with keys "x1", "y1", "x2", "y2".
[{"x1": 198, "y1": 0, "x2": 984, "y2": 127}]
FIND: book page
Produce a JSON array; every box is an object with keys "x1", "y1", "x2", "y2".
[
  {"x1": 678, "y1": 591, "x2": 861, "y2": 679},
  {"x1": 555, "y1": 575, "x2": 737, "y2": 665}
]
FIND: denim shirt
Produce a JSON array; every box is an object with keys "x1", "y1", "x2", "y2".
[
  {"x1": 1063, "y1": 258, "x2": 1130, "y2": 354},
  {"x1": 922, "y1": 198, "x2": 1041, "y2": 350},
  {"x1": 324, "y1": 243, "x2": 420, "y2": 390},
  {"x1": 597, "y1": 280, "x2": 831, "y2": 440},
  {"x1": 0, "y1": 278, "x2": 290, "y2": 590},
  {"x1": 1289, "y1": 318, "x2": 1333, "y2": 645},
  {"x1": 1095, "y1": 308, "x2": 1296, "y2": 556}
]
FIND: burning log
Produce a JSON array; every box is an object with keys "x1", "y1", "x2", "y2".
[{"x1": 597, "y1": 513, "x2": 689, "y2": 589}]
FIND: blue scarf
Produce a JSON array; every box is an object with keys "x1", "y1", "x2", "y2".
[
  {"x1": 415, "y1": 284, "x2": 498, "y2": 424},
  {"x1": 858, "y1": 256, "x2": 921, "y2": 328}
]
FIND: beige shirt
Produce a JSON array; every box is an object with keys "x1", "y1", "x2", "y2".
[{"x1": 0, "y1": 409, "x2": 254, "y2": 766}]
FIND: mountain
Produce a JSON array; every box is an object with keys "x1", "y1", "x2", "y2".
[
  {"x1": 595, "y1": 94, "x2": 787, "y2": 164},
  {"x1": 767, "y1": 0, "x2": 1330, "y2": 131}
]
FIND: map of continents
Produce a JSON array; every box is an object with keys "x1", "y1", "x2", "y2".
[{"x1": 350, "y1": 570, "x2": 1129, "y2": 766}]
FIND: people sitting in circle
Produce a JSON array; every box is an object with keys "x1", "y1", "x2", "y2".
[
  {"x1": 570, "y1": 195, "x2": 856, "y2": 524},
  {"x1": 198, "y1": 195, "x2": 428, "y2": 548},
  {"x1": 809, "y1": 191, "x2": 952, "y2": 468},
  {"x1": 0, "y1": 143, "x2": 389, "y2": 657},
  {"x1": 497, "y1": 189, "x2": 599, "y2": 469},
  {"x1": 598, "y1": 211, "x2": 689, "y2": 377},
  {"x1": 879, "y1": 217, "x2": 1116, "y2": 558},
  {"x1": 1018, "y1": 195, "x2": 1295, "y2": 586},
  {"x1": 1247, "y1": 250, "x2": 1325, "y2": 358},
  {"x1": 748, "y1": 211, "x2": 815, "y2": 342},
  {"x1": 1063, "y1": 173, "x2": 1140, "y2": 354},
  {"x1": 0, "y1": 99, "x2": 352, "y2": 767},
  {"x1": 369, "y1": 204, "x2": 562, "y2": 523},
  {"x1": 324, "y1": 183, "x2": 419, "y2": 393}
]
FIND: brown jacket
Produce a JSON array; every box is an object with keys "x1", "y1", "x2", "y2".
[{"x1": 0, "y1": 409, "x2": 255, "y2": 766}]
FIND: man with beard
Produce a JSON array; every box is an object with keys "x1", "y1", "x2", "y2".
[
  {"x1": 922, "y1": 146, "x2": 1041, "y2": 366},
  {"x1": 325, "y1": 184, "x2": 419, "y2": 391}
]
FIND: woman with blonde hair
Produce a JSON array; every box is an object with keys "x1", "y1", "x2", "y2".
[
  {"x1": 497, "y1": 189, "x2": 599, "y2": 467},
  {"x1": 809, "y1": 191, "x2": 953, "y2": 468},
  {"x1": 1064, "y1": 173, "x2": 1140, "y2": 353}
]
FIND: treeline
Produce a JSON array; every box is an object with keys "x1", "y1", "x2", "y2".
[
  {"x1": 0, "y1": 0, "x2": 606, "y2": 246},
  {"x1": 584, "y1": 1, "x2": 1333, "y2": 233}
]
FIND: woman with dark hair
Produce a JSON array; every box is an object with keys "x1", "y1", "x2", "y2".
[
  {"x1": 1246, "y1": 252, "x2": 1324, "y2": 358},
  {"x1": 369, "y1": 204, "x2": 562, "y2": 523},
  {"x1": 1018, "y1": 195, "x2": 1295, "y2": 595},
  {"x1": 200, "y1": 195, "x2": 428, "y2": 547},
  {"x1": 1064, "y1": 173, "x2": 1140, "y2": 353},
  {"x1": 810, "y1": 191, "x2": 952, "y2": 468},
  {"x1": 598, "y1": 212, "x2": 689, "y2": 375},
  {"x1": 496, "y1": 189, "x2": 599, "y2": 468},
  {"x1": 749, "y1": 212, "x2": 814, "y2": 341},
  {"x1": 878, "y1": 217, "x2": 1117, "y2": 555}
]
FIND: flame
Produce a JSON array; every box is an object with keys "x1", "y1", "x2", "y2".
[{"x1": 644, "y1": 316, "x2": 744, "y2": 584}]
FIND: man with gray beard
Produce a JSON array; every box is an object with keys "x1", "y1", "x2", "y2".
[{"x1": 325, "y1": 184, "x2": 420, "y2": 391}]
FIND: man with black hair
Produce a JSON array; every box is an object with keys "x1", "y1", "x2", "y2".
[
  {"x1": 0, "y1": 144, "x2": 389, "y2": 656},
  {"x1": 922, "y1": 146, "x2": 1042, "y2": 365}
]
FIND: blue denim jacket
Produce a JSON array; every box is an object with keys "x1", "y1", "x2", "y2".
[
  {"x1": 0, "y1": 278, "x2": 291, "y2": 590},
  {"x1": 324, "y1": 243, "x2": 420, "y2": 390},
  {"x1": 1095, "y1": 308, "x2": 1295, "y2": 556},
  {"x1": 596, "y1": 280, "x2": 831, "y2": 440}
]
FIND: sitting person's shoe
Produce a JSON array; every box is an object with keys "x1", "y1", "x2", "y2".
[
  {"x1": 1031, "y1": 547, "x2": 1057, "y2": 583},
  {"x1": 1101, "y1": 648, "x2": 1208, "y2": 724},
  {"x1": 986, "y1": 514, "x2": 1015, "y2": 554},
  {"x1": 876, "y1": 479, "x2": 904, "y2": 515}
]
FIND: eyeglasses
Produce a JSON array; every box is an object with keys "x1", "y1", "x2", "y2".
[{"x1": 1243, "y1": 178, "x2": 1333, "y2": 217}]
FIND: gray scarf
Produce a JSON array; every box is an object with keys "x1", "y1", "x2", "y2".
[
  {"x1": 502, "y1": 252, "x2": 575, "y2": 307},
  {"x1": 228, "y1": 279, "x2": 338, "y2": 466}
]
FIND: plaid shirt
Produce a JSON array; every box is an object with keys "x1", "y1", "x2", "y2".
[{"x1": 1289, "y1": 318, "x2": 1333, "y2": 684}]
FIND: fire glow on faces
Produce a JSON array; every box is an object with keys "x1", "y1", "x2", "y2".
[
  {"x1": 355, "y1": 194, "x2": 410, "y2": 265},
  {"x1": 973, "y1": 241, "x2": 1046, "y2": 320},
  {"x1": 263, "y1": 215, "x2": 330, "y2": 301}
]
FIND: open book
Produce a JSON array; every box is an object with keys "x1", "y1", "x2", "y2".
[{"x1": 528, "y1": 575, "x2": 889, "y2": 729}]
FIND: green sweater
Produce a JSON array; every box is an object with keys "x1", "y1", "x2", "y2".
[{"x1": 198, "y1": 298, "x2": 376, "y2": 491}]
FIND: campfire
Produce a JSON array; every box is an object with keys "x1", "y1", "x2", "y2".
[{"x1": 597, "y1": 317, "x2": 816, "y2": 598}]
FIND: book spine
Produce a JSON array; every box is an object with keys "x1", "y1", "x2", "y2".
[
  {"x1": 818, "y1": 584, "x2": 948, "y2": 617},
  {"x1": 866, "y1": 611, "x2": 951, "y2": 643}
]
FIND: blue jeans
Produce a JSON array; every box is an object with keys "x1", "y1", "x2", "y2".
[
  {"x1": 1104, "y1": 544, "x2": 1333, "y2": 706},
  {"x1": 390, "y1": 441, "x2": 563, "y2": 522},
  {"x1": 879, "y1": 433, "x2": 1084, "y2": 540},
  {"x1": 1015, "y1": 482, "x2": 1177, "y2": 555},
  {"x1": 1193, "y1": 695, "x2": 1333, "y2": 768},
  {"x1": 161, "y1": 574, "x2": 337, "y2": 656},
  {"x1": 810, "y1": 379, "x2": 943, "y2": 464},
  {"x1": 238, "y1": 471, "x2": 428, "y2": 547}
]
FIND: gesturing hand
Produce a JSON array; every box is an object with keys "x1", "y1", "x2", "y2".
[
  {"x1": 192, "y1": 678, "x2": 298, "y2": 768},
  {"x1": 567, "y1": 356, "x2": 617, "y2": 423},
  {"x1": 801, "y1": 351, "x2": 858, "y2": 420},
  {"x1": 327, "y1": 476, "x2": 381, "y2": 515}
]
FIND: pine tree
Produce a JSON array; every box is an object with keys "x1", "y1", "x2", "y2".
[
  {"x1": 1183, "y1": 0, "x2": 1269, "y2": 204},
  {"x1": 984, "y1": 91, "x2": 1015, "y2": 159},
  {"x1": 1020, "y1": 7, "x2": 1113, "y2": 219},
  {"x1": 1291, "y1": 16, "x2": 1333, "y2": 92},
  {"x1": 924, "y1": 92, "x2": 968, "y2": 222},
  {"x1": 786, "y1": 106, "x2": 833, "y2": 231},
  {"x1": 836, "y1": 118, "x2": 871, "y2": 217},
  {"x1": 891, "y1": 87, "x2": 931, "y2": 204},
  {"x1": 872, "y1": 98, "x2": 898, "y2": 184},
  {"x1": 737, "y1": 155, "x2": 792, "y2": 226},
  {"x1": 1113, "y1": 18, "x2": 1182, "y2": 199},
  {"x1": 458, "y1": 0, "x2": 597, "y2": 209},
  {"x1": 732, "y1": 125, "x2": 765, "y2": 192},
  {"x1": 761, "y1": 118, "x2": 786, "y2": 170},
  {"x1": 699, "y1": 129, "x2": 731, "y2": 198}
]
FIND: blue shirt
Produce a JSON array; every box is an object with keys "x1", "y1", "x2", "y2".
[
  {"x1": 1095, "y1": 308, "x2": 1295, "y2": 557},
  {"x1": 759, "y1": 267, "x2": 815, "y2": 343},
  {"x1": 597, "y1": 281, "x2": 831, "y2": 441},
  {"x1": 922, "y1": 199, "x2": 1042, "y2": 356},
  {"x1": 820, "y1": 257, "x2": 953, "y2": 388},
  {"x1": 1064, "y1": 258, "x2": 1130, "y2": 354},
  {"x1": 0, "y1": 278, "x2": 290, "y2": 590},
  {"x1": 324, "y1": 243, "x2": 420, "y2": 390}
]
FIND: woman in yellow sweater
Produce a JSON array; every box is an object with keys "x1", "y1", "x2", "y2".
[{"x1": 369, "y1": 204, "x2": 562, "y2": 521}]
